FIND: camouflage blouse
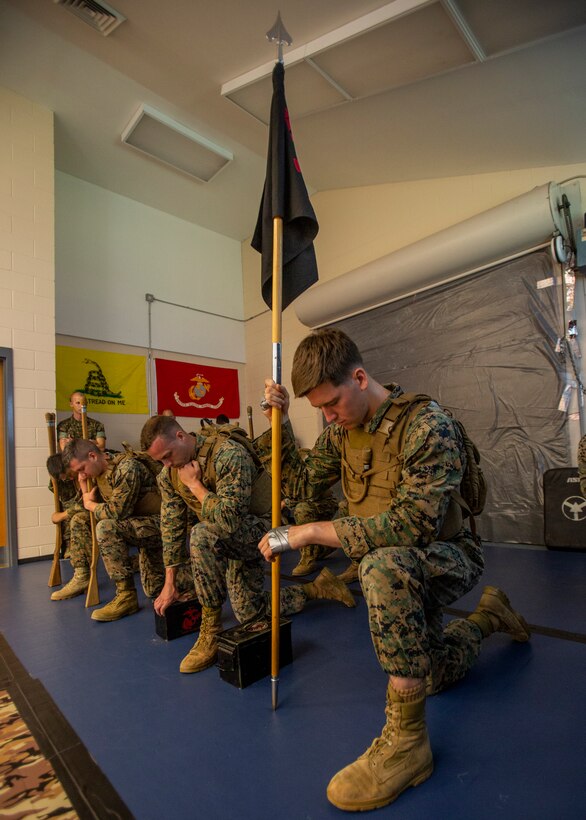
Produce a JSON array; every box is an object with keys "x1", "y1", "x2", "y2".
[
  {"x1": 57, "y1": 415, "x2": 105, "y2": 443},
  {"x1": 49, "y1": 477, "x2": 83, "y2": 517},
  {"x1": 157, "y1": 435, "x2": 260, "y2": 567},
  {"x1": 256, "y1": 384, "x2": 469, "y2": 561},
  {"x1": 92, "y1": 456, "x2": 158, "y2": 522}
]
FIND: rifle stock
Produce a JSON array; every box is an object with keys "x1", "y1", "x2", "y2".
[
  {"x1": 46, "y1": 412, "x2": 62, "y2": 587},
  {"x1": 81, "y1": 399, "x2": 100, "y2": 608}
]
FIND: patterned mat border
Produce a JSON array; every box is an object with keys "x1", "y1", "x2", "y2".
[{"x1": 0, "y1": 632, "x2": 132, "y2": 820}]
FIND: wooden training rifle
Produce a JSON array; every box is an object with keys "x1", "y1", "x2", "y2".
[
  {"x1": 81, "y1": 397, "x2": 100, "y2": 607},
  {"x1": 46, "y1": 412, "x2": 62, "y2": 587}
]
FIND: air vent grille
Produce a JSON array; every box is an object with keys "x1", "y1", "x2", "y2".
[{"x1": 53, "y1": 0, "x2": 126, "y2": 37}]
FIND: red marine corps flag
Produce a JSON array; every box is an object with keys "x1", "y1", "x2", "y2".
[
  {"x1": 251, "y1": 60, "x2": 319, "y2": 309},
  {"x1": 154, "y1": 358, "x2": 240, "y2": 419}
]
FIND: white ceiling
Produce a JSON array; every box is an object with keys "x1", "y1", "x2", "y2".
[{"x1": 2, "y1": 0, "x2": 586, "y2": 241}]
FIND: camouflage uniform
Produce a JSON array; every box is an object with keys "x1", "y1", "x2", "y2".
[
  {"x1": 68, "y1": 509, "x2": 92, "y2": 570},
  {"x1": 49, "y1": 477, "x2": 83, "y2": 556},
  {"x1": 158, "y1": 435, "x2": 309, "y2": 622},
  {"x1": 57, "y1": 415, "x2": 105, "y2": 445},
  {"x1": 256, "y1": 385, "x2": 485, "y2": 688},
  {"x1": 74, "y1": 456, "x2": 166, "y2": 598},
  {"x1": 578, "y1": 434, "x2": 586, "y2": 497}
]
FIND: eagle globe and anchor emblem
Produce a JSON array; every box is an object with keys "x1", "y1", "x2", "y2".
[{"x1": 174, "y1": 373, "x2": 225, "y2": 410}]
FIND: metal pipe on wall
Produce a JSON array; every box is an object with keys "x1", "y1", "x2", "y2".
[{"x1": 295, "y1": 182, "x2": 575, "y2": 328}]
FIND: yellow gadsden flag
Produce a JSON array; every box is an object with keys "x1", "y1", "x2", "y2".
[{"x1": 56, "y1": 346, "x2": 148, "y2": 414}]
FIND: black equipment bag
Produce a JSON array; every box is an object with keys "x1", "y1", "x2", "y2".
[{"x1": 543, "y1": 467, "x2": 586, "y2": 551}]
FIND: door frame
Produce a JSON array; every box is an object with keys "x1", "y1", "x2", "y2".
[{"x1": 0, "y1": 348, "x2": 18, "y2": 566}]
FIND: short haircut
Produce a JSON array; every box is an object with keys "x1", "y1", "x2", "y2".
[
  {"x1": 216, "y1": 414, "x2": 229, "y2": 425},
  {"x1": 62, "y1": 438, "x2": 100, "y2": 467},
  {"x1": 140, "y1": 415, "x2": 181, "y2": 451},
  {"x1": 291, "y1": 328, "x2": 364, "y2": 397},
  {"x1": 46, "y1": 453, "x2": 65, "y2": 480},
  {"x1": 69, "y1": 391, "x2": 85, "y2": 401}
]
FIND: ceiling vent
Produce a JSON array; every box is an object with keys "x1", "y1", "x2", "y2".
[
  {"x1": 121, "y1": 105, "x2": 233, "y2": 183},
  {"x1": 53, "y1": 0, "x2": 126, "y2": 37}
]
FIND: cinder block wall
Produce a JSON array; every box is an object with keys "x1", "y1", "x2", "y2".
[{"x1": 0, "y1": 86, "x2": 55, "y2": 561}]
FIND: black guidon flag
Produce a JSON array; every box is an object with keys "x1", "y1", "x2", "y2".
[{"x1": 251, "y1": 61, "x2": 319, "y2": 310}]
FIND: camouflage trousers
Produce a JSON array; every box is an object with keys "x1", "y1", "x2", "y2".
[
  {"x1": 68, "y1": 511, "x2": 92, "y2": 569},
  {"x1": 359, "y1": 531, "x2": 484, "y2": 686},
  {"x1": 69, "y1": 511, "x2": 165, "y2": 598},
  {"x1": 189, "y1": 518, "x2": 310, "y2": 622},
  {"x1": 60, "y1": 519, "x2": 72, "y2": 560},
  {"x1": 96, "y1": 516, "x2": 165, "y2": 597}
]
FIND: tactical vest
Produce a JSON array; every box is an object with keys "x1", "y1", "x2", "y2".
[
  {"x1": 341, "y1": 393, "x2": 473, "y2": 541},
  {"x1": 170, "y1": 426, "x2": 271, "y2": 519},
  {"x1": 96, "y1": 453, "x2": 161, "y2": 516}
]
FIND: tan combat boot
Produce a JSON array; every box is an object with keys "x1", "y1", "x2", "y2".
[
  {"x1": 179, "y1": 606, "x2": 222, "y2": 673},
  {"x1": 50, "y1": 567, "x2": 90, "y2": 601},
  {"x1": 91, "y1": 578, "x2": 139, "y2": 622},
  {"x1": 336, "y1": 560, "x2": 360, "y2": 584},
  {"x1": 292, "y1": 548, "x2": 319, "y2": 577},
  {"x1": 468, "y1": 585, "x2": 530, "y2": 641},
  {"x1": 304, "y1": 567, "x2": 356, "y2": 608},
  {"x1": 327, "y1": 681, "x2": 433, "y2": 811}
]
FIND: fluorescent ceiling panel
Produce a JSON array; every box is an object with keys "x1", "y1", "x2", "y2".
[
  {"x1": 457, "y1": 0, "x2": 586, "y2": 55},
  {"x1": 121, "y1": 106, "x2": 233, "y2": 183},
  {"x1": 312, "y1": 2, "x2": 475, "y2": 99}
]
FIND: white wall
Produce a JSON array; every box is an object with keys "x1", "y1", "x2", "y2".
[
  {"x1": 0, "y1": 86, "x2": 55, "y2": 562},
  {"x1": 56, "y1": 172, "x2": 245, "y2": 362}
]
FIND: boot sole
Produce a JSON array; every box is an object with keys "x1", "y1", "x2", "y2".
[
  {"x1": 50, "y1": 588, "x2": 88, "y2": 601},
  {"x1": 179, "y1": 655, "x2": 217, "y2": 674},
  {"x1": 91, "y1": 606, "x2": 139, "y2": 622},
  {"x1": 327, "y1": 762, "x2": 434, "y2": 812}
]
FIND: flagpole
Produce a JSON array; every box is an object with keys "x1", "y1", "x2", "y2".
[
  {"x1": 252, "y1": 13, "x2": 318, "y2": 710},
  {"x1": 267, "y1": 11, "x2": 291, "y2": 713},
  {"x1": 271, "y1": 215, "x2": 283, "y2": 711}
]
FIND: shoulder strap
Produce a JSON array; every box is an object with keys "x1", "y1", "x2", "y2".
[{"x1": 376, "y1": 393, "x2": 433, "y2": 452}]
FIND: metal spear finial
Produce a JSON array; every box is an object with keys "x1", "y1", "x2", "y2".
[{"x1": 266, "y1": 11, "x2": 292, "y2": 63}]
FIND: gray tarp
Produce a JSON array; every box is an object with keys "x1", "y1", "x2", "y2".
[{"x1": 333, "y1": 249, "x2": 568, "y2": 544}]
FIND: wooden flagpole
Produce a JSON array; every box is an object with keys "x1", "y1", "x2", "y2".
[
  {"x1": 81, "y1": 397, "x2": 100, "y2": 608},
  {"x1": 271, "y1": 216, "x2": 283, "y2": 710},
  {"x1": 247, "y1": 405, "x2": 254, "y2": 439},
  {"x1": 46, "y1": 412, "x2": 62, "y2": 587}
]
